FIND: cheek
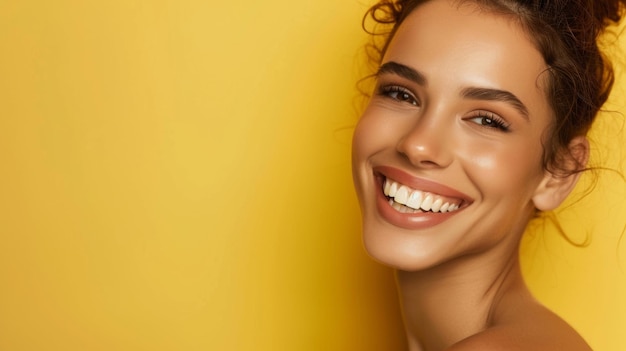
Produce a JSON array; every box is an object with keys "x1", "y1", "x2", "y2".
[
  {"x1": 351, "y1": 118, "x2": 371, "y2": 161},
  {"x1": 467, "y1": 153, "x2": 497, "y2": 170},
  {"x1": 459, "y1": 139, "x2": 545, "y2": 199},
  {"x1": 351, "y1": 111, "x2": 378, "y2": 192},
  {"x1": 352, "y1": 107, "x2": 397, "y2": 160}
]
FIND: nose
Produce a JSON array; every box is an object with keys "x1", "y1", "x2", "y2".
[{"x1": 396, "y1": 114, "x2": 453, "y2": 168}]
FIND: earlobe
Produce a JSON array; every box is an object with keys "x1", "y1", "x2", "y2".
[{"x1": 532, "y1": 136, "x2": 589, "y2": 211}]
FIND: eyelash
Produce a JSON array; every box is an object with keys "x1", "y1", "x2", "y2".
[
  {"x1": 467, "y1": 111, "x2": 510, "y2": 132},
  {"x1": 377, "y1": 85, "x2": 510, "y2": 132},
  {"x1": 378, "y1": 85, "x2": 420, "y2": 106}
]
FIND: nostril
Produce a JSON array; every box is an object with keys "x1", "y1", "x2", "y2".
[
  {"x1": 419, "y1": 160, "x2": 439, "y2": 167},
  {"x1": 397, "y1": 136, "x2": 452, "y2": 168},
  {"x1": 399, "y1": 151, "x2": 440, "y2": 168}
]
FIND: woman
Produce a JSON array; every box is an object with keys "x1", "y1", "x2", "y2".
[{"x1": 351, "y1": 0, "x2": 625, "y2": 349}]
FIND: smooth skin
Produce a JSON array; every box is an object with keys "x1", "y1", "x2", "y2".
[{"x1": 351, "y1": 1, "x2": 591, "y2": 350}]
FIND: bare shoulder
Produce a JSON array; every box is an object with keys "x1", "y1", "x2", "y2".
[{"x1": 445, "y1": 307, "x2": 592, "y2": 351}]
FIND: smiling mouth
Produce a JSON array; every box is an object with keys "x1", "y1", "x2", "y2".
[{"x1": 383, "y1": 178, "x2": 465, "y2": 214}]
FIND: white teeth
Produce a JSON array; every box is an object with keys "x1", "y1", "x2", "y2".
[
  {"x1": 395, "y1": 186, "x2": 409, "y2": 205},
  {"x1": 420, "y1": 194, "x2": 433, "y2": 211},
  {"x1": 392, "y1": 200, "x2": 419, "y2": 214},
  {"x1": 440, "y1": 202, "x2": 450, "y2": 213},
  {"x1": 431, "y1": 198, "x2": 443, "y2": 212},
  {"x1": 383, "y1": 178, "x2": 463, "y2": 213},
  {"x1": 407, "y1": 191, "x2": 423, "y2": 209},
  {"x1": 392, "y1": 202, "x2": 403, "y2": 211},
  {"x1": 389, "y1": 182, "x2": 398, "y2": 197}
]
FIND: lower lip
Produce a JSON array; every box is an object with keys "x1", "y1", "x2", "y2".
[{"x1": 374, "y1": 175, "x2": 461, "y2": 230}]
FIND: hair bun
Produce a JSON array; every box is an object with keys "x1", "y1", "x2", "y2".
[
  {"x1": 593, "y1": 0, "x2": 626, "y2": 28},
  {"x1": 533, "y1": 0, "x2": 625, "y2": 39}
]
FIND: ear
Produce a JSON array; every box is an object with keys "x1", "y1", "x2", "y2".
[{"x1": 532, "y1": 136, "x2": 589, "y2": 211}]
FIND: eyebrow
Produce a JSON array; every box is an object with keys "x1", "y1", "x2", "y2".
[
  {"x1": 461, "y1": 87, "x2": 529, "y2": 119},
  {"x1": 377, "y1": 61, "x2": 427, "y2": 86},
  {"x1": 377, "y1": 61, "x2": 530, "y2": 119}
]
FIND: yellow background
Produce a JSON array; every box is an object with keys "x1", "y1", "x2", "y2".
[{"x1": 0, "y1": 1, "x2": 624, "y2": 350}]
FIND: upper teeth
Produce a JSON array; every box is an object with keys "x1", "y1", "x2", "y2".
[{"x1": 384, "y1": 178, "x2": 461, "y2": 213}]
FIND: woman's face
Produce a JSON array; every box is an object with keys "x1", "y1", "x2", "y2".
[{"x1": 352, "y1": 0, "x2": 555, "y2": 271}]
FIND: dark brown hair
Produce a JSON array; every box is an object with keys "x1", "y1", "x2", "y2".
[{"x1": 363, "y1": 0, "x2": 625, "y2": 176}]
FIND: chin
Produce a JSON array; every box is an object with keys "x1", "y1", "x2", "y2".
[{"x1": 361, "y1": 219, "x2": 450, "y2": 272}]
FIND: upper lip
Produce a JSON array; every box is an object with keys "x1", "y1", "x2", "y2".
[{"x1": 374, "y1": 166, "x2": 474, "y2": 206}]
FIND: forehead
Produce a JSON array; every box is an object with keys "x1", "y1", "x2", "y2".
[{"x1": 382, "y1": 0, "x2": 551, "y2": 120}]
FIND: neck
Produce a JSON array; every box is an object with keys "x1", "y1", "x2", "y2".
[{"x1": 396, "y1": 241, "x2": 527, "y2": 351}]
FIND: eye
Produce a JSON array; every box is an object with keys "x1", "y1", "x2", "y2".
[
  {"x1": 466, "y1": 111, "x2": 510, "y2": 132},
  {"x1": 378, "y1": 85, "x2": 420, "y2": 106}
]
